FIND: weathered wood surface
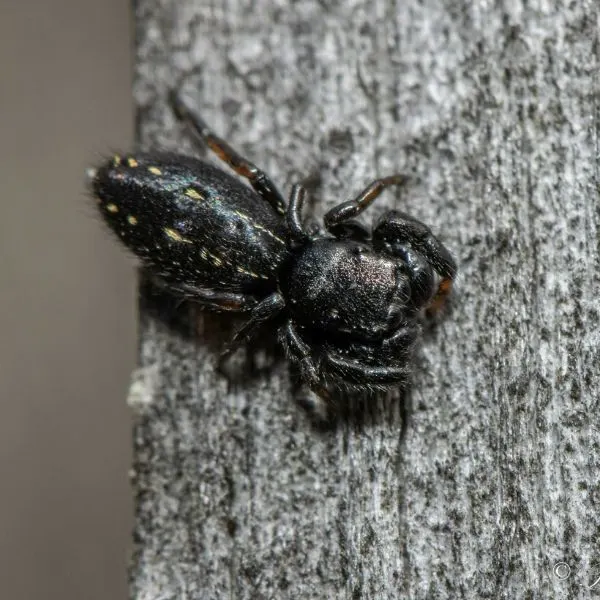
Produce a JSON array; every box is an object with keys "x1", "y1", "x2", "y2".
[{"x1": 130, "y1": 1, "x2": 600, "y2": 598}]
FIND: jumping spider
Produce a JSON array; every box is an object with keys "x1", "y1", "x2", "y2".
[{"x1": 89, "y1": 92, "x2": 457, "y2": 405}]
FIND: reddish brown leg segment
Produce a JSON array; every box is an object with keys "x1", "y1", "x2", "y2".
[{"x1": 170, "y1": 90, "x2": 287, "y2": 215}]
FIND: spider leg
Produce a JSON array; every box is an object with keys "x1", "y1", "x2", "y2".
[
  {"x1": 381, "y1": 323, "x2": 420, "y2": 355},
  {"x1": 327, "y1": 219, "x2": 371, "y2": 241},
  {"x1": 170, "y1": 90, "x2": 287, "y2": 215},
  {"x1": 395, "y1": 251, "x2": 436, "y2": 310},
  {"x1": 323, "y1": 352, "x2": 410, "y2": 385},
  {"x1": 323, "y1": 175, "x2": 409, "y2": 234},
  {"x1": 373, "y1": 211, "x2": 457, "y2": 314},
  {"x1": 287, "y1": 184, "x2": 310, "y2": 246},
  {"x1": 287, "y1": 184, "x2": 369, "y2": 245},
  {"x1": 149, "y1": 275, "x2": 257, "y2": 311},
  {"x1": 280, "y1": 321, "x2": 332, "y2": 401},
  {"x1": 220, "y1": 292, "x2": 286, "y2": 359}
]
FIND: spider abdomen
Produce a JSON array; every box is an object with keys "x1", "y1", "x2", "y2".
[{"x1": 91, "y1": 152, "x2": 289, "y2": 301}]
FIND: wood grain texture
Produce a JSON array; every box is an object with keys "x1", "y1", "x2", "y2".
[{"x1": 130, "y1": 1, "x2": 600, "y2": 598}]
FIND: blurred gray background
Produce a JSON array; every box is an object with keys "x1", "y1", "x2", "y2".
[{"x1": 0, "y1": 1, "x2": 134, "y2": 598}]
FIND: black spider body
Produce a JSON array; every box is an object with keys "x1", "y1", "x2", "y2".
[
  {"x1": 90, "y1": 93, "x2": 457, "y2": 400},
  {"x1": 282, "y1": 239, "x2": 410, "y2": 340},
  {"x1": 94, "y1": 153, "x2": 288, "y2": 309}
]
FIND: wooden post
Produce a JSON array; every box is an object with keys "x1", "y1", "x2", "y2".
[{"x1": 130, "y1": 1, "x2": 600, "y2": 597}]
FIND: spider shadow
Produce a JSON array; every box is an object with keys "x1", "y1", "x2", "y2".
[
  {"x1": 139, "y1": 272, "x2": 419, "y2": 435},
  {"x1": 292, "y1": 375, "x2": 414, "y2": 440},
  {"x1": 138, "y1": 273, "x2": 284, "y2": 384}
]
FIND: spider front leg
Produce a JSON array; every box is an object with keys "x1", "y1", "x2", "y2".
[
  {"x1": 287, "y1": 184, "x2": 370, "y2": 245},
  {"x1": 381, "y1": 323, "x2": 420, "y2": 355},
  {"x1": 280, "y1": 321, "x2": 332, "y2": 402},
  {"x1": 324, "y1": 351, "x2": 411, "y2": 385},
  {"x1": 373, "y1": 211, "x2": 457, "y2": 314},
  {"x1": 286, "y1": 184, "x2": 310, "y2": 246},
  {"x1": 170, "y1": 90, "x2": 287, "y2": 215},
  {"x1": 323, "y1": 175, "x2": 409, "y2": 236},
  {"x1": 220, "y1": 292, "x2": 286, "y2": 360}
]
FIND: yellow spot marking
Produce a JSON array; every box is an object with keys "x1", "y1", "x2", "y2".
[
  {"x1": 113, "y1": 154, "x2": 121, "y2": 166},
  {"x1": 106, "y1": 203, "x2": 119, "y2": 213},
  {"x1": 234, "y1": 210, "x2": 285, "y2": 245},
  {"x1": 164, "y1": 227, "x2": 192, "y2": 244},
  {"x1": 148, "y1": 166, "x2": 162, "y2": 175},
  {"x1": 237, "y1": 266, "x2": 259, "y2": 279},
  {"x1": 127, "y1": 215, "x2": 138, "y2": 225},
  {"x1": 185, "y1": 188, "x2": 204, "y2": 201},
  {"x1": 127, "y1": 157, "x2": 139, "y2": 168},
  {"x1": 199, "y1": 248, "x2": 231, "y2": 268}
]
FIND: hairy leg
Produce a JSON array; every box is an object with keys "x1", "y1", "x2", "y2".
[
  {"x1": 323, "y1": 175, "x2": 408, "y2": 232},
  {"x1": 373, "y1": 210, "x2": 457, "y2": 314},
  {"x1": 170, "y1": 90, "x2": 287, "y2": 215},
  {"x1": 220, "y1": 292, "x2": 285, "y2": 359}
]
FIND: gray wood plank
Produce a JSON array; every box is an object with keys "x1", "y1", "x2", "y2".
[{"x1": 130, "y1": 1, "x2": 600, "y2": 598}]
